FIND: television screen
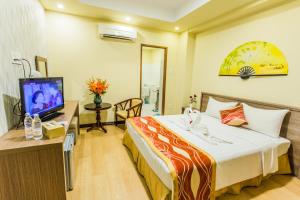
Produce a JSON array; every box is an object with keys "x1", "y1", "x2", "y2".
[{"x1": 19, "y1": 77, "x2": 64, "y2": 117}]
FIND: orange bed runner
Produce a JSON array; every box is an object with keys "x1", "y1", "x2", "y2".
[{"x1": 128, "y1": 116, "x2": 216, "y2": 200}]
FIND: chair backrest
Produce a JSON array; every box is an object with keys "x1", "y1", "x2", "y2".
[
  {"x1": 129, "y1": 98, "x2": 143, "y2": 117},
  {"x1": 131, "y1": 98, "x2": 143, "y2": 107}
]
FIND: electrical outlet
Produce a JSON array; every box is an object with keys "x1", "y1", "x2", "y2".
[{"x1": 11, "y1": 51, "x2": 21, "y2": 65}]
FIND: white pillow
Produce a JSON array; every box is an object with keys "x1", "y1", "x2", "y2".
[
  {"x1": 242, "y1": 103, "x2": 289, "y2": 138},
  {"x1": 205, "y1": 97, "x2": 237, "y2": 119}
]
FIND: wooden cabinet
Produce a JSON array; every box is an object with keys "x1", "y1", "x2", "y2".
[{"x1": 0, "y1": 101, "x2": 79, "y2": 200}]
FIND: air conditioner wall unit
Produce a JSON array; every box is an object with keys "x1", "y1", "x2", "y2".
[{"x1": 98, "y1": 24, "x2": 137, "y2": 41}]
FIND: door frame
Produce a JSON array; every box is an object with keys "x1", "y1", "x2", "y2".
[{"x1": 140, "y1": 44, "x2": 168, "y2": 115}]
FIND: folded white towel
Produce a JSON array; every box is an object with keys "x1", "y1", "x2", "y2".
[
  {"x1": 191, "y1": 112, "x2": 202, "y2": 129},
  {"x1": 182, "y1": 109, "x2": 202, "y2": 130}
]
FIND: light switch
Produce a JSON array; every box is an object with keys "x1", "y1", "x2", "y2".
[{"x1": 11, "y1": 51, "x2": 21, "y2": 65}]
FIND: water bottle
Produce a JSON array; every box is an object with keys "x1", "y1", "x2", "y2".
[
  {"x1": 24, "y1": 113, "x2": 33, "y2": 139},
  {"x1": 32, "y1": 114, "x2": 43, "y2": 140}
]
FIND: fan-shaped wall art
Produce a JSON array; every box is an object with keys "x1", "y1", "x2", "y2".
[{"x1": 219, "y1": 41, "x2": 288, "y2": 79}]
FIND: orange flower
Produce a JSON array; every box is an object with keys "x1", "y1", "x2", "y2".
[{"x1": 87, "y1": 78, "x2": 109, "y2": 95}]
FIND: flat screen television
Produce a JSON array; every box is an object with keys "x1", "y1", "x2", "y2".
[{"x1": 19, "y1": 77, "x2": 64, "y2": 120}]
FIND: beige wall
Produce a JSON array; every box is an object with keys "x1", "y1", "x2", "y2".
[
  {"x1": 46, "y1": 12, "x2": 185, "y2": 124},
  {"x1": 191, "y1": 2, "x2": 300, "y2": 108},
  {"x1": 0, "y1": 0, "x2": 46, "y2": 136},
  {"x1": 177, "y1": 32, "x2": 196, "y2": 107},
  {"x1": 46, "y1": 2, "x2": 300, "y2": 124}
]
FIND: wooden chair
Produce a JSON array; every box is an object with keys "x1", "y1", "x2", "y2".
[{"x1": 114, "y1": 98, "x2": 143, "y2": 126}]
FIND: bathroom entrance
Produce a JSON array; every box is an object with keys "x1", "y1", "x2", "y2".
[{"x1": 140, "y1": 44, "x2": 167, "y2": 116}]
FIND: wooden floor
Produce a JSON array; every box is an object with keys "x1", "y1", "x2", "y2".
[{"x1": 67, "y1": 126, "x2": 300, "y2": 200}]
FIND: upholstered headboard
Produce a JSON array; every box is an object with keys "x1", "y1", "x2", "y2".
[{"x1": 200, "y1": 92, "x2": 300, "y2": 178}]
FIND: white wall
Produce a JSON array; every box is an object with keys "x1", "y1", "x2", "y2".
[
  {"x1": 142, "y1": 47, "x2": 164, "y2": 87},
  {"x1": 0, "y1": 0, "x2": 46, "y2": 136},
  {"x1": 142, "y1": 48, "x2": 163, "y2": 87},
  {"x1": 141, "y1": 48, "x2": 165, "y2": 112},
  {"x1": 142, "y1": 63, "x2": 161, "y2": 86}
]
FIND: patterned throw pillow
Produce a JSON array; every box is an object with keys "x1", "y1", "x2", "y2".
[{"x1": 220, "y1": 105, "x2": 248, "y2": 126}]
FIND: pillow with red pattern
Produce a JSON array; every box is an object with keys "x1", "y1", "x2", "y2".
[{"x1": 220, "y1": 105, "x2": 248, "y2": 126}]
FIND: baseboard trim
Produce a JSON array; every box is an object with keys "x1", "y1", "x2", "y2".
[{"x1": 79, "y1": 121, "x2": 125, "y2": 128}]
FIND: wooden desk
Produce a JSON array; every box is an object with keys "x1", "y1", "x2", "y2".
[{"x1": 0, "y1": 101, "x2": 79, "y2": 200}]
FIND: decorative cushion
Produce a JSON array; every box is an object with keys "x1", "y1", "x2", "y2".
[
  {"x1": 116, "y1": 109, "x2": 137, "y2": 118},
  {"x1": 242, "y1": 103, "x2": 289, "y2": 138},
  {"x1": 117, "y1": 110, "x2": 128, "y2": 118},
  {"x1": 205, "y1": 97, "x2": 237, "y2": 119},
  {"x1": 220, "y1": 105, "x2": 248, "y2": 126}
]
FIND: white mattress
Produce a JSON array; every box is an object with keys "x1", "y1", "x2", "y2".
[{"x1": 126, "y1": 114, "x2": 291, "y2": 190}]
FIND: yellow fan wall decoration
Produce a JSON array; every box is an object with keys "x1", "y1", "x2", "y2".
[{"x1": 219, "y1": 41, "x2": 288, "y2": 79}]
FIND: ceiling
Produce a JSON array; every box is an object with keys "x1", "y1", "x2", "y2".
[
  {"x1": 40, "y1": 0, "x2": 294, "y2": 33},
  {"x1": 80, "y1": 0, "x2": 210, "y2": 22}
]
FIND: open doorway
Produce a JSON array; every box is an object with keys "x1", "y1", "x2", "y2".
[{"x1": 140, "y1": 44, "x2": 167, "y2": 116}]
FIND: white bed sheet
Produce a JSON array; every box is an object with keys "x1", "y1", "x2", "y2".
[{"x1": 126, "y1": 114, "x2": 291, "y2": 190}]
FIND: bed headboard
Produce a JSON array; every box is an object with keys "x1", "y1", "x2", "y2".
[{"x1": 200, "y1": 92, "x2": 300, "y2": 178}]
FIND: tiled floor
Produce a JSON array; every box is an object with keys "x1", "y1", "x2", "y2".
[{"x1": 142, "y1": 103, "x2": 160, "y2": 116}]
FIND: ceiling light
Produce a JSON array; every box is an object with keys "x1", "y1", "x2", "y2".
[
  {"x1": 125, "y1": 17, "x2": 131, "y2": 22},
  {"x1": 57, "y1": 3, "x2": 64, "y2": 9},
  {"x1": 174, "y1": 26, "x2": 180, "y2": 31}
]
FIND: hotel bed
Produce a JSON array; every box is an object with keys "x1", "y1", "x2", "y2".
[{"x1": 123, "y1": 93, "x2": 300, "y2": 200}]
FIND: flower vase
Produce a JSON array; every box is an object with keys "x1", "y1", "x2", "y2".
[{"x1": 94, "y1": 94, "x2": 102, "y2": 107}]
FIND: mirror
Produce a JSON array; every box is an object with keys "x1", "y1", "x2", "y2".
[
  {"x1": 140, "y1": 44, "x2": 167, "y2": 116},
  {"x1": 35, "y1": 56, "x2": 48, "y2": 77}
]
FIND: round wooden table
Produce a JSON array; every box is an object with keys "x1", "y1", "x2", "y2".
[{"x1": 84, "y1": 103, "x2": 112, "y2": 133}]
